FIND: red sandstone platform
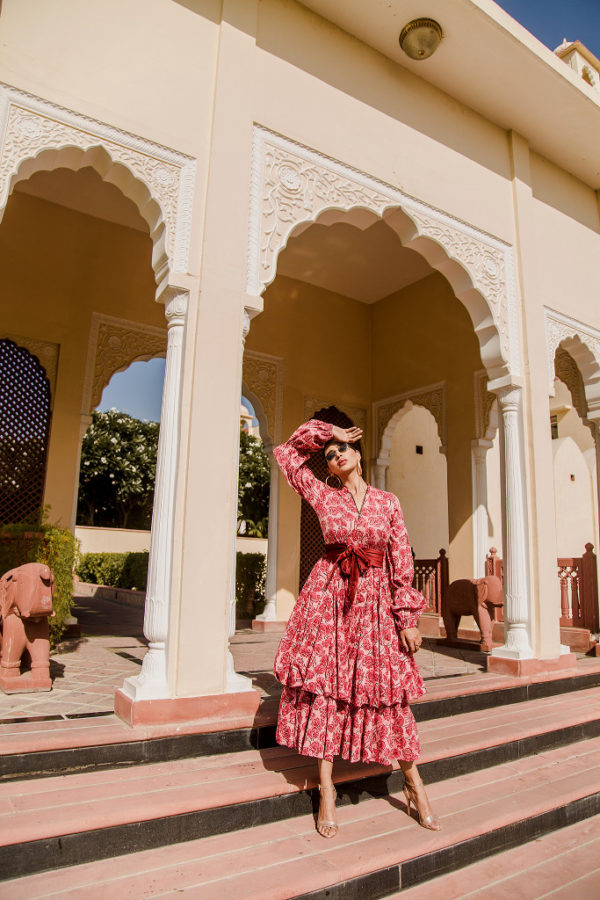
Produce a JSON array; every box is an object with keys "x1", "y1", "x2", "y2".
[
  {"x1": 4, "y1": 729, "x2": 600, "y2": 898},
  {"x1": 2, "y1": 685, "x2": 599, "y2": 848}
]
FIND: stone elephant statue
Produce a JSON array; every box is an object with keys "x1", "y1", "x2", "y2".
[
  {"x1": 441, "y1": 575, "x2": 503, "y2": 652},
  {"x1": 0, "y1": 562, "x2": 54, "y2": 693}
]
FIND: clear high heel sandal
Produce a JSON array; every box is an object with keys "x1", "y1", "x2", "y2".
[
  {"x1": 403, "y1": 781, "x2": 442, "y2": 831},
  {"x1": 316, "y1": 784, "x2": 338, "y2": 838}
]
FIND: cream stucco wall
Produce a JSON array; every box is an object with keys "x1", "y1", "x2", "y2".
[{"x1": 386, "y1": 406, "x2": 449, "y2": 559}]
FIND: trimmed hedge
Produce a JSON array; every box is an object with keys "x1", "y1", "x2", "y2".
[
  {"x1": 0, "y1": 524, "x2": 78, "y2": 647},
  {"x1": 76, "y1": 551, "x2": 149, "y2": 592},
  {"x1": 235, "y1": 551, "x2": 266, "y2": 619}
]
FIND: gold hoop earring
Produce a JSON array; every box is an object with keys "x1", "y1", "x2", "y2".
[{"x1": 325, "y1": 474, "x2": 342, "y2": 489}]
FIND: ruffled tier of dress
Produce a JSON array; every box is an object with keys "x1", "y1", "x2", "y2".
[
  {"x1": 274, "y1": 563, "x2": 426, "y2": 710},
  {"x1": 276, "y1": 686, "x2": 421, "y2": 765}
]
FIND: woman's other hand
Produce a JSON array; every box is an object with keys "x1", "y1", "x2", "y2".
[
  {"x1": 399, "y1": 627, "x2": 422, "y2": 654},
  {"x1": 331, "y1": 425, "x2": 363, "y2": 443}
]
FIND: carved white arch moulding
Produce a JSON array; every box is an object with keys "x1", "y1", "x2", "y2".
[
  {"x1": 248, "y1": 125, "x2": 520, "y2": 379},
  {"x1": 474, "y1": 369, "x2": 498, "y2": 441},
  {"x1": 374, "y1": 383, "x2": 447, "y2": 460},
  {"x1": 242, "y1": 350, "x2": 284, "y2": 446},
  {"x1": 81, "y1": 312, "x2": 167, "y2": 416},
  {"x1": 544, "y1": 308, "x2": 600, "y2": 415},
  {"x1": 0, "y1": 84, "x2": 196, "y2": 296}
]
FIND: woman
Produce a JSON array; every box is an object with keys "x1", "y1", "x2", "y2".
[{"x1": 273, "y1": 417, "x2": 440, "y2": 838}]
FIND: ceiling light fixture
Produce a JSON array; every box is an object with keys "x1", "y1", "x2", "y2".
[{"x1": 399, "y1": 18, "x2": 443, "y2": 60}]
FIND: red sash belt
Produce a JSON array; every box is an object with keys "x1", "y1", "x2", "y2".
[{"x1": 324, "y1": 543, "x2": 385, "y2": 612}]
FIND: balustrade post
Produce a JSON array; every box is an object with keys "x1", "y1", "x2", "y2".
[
  {"x1": 489, "y1": 385, "x2": 534, "y2": 662},
  {"x1": 119, "y1": 287, "x2": 188, "y2": 704}
]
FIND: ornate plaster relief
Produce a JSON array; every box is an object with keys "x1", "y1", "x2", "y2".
[
  {"x1": 544, "y1": 307, "x2": 600, "y2": 395},
  {"x1": 242, "y1": 350, "x2": 284, "y2": 445},
  {"x1": 248, "y1": 125, "x2": 520, "y2": 376},
  {"x1": 0, "y1": 84, "x2": 195, "y2": 284},
  {"x1": 373, "y1": 383, "x2": 446, "y2": 458},
  {"x1": 304, "y1": 397, "x2": 367, "y2": 433},
  {"x1": 82, "y1": 313, "x2": 166, "y2": 416}
]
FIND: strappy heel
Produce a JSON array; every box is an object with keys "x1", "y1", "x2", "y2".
[
  {"x1": 316, "y1": 783, "x2": 338, "y2": 838},
  {"x1": 403, "y1": 781, "x2": 441, "y2": 831}
]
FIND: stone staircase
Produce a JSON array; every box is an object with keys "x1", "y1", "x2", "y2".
[{"x1": 2, "y1": 667, "x2": 600, "y2": 898}]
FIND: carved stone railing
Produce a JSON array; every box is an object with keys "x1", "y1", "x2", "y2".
[
  {"x1": 557, "y1": 544, "x2": 598, "y2": 631},
  {"x1": 413, "y1": 549, "x2": 448, "y2": 616},
  {"x1": 487, "y1": 544, "x2": 598, "y2": 633}
]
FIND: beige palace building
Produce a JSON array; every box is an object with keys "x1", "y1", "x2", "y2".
[{"x1": 1, "y1": 0, "x2": 599, "y2": 726}]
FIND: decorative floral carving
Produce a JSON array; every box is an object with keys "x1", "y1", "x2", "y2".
[
  {"x1": 544, "y1": 308, "x2": 600, "y2": 394},
  {"x1": 2, "y1": 333, "x2": 59, "y2": 403},
  {"x1": 249, "y1": 126, "x2": 518, "y2": 375},
  {"x1": 243, "y1": 350, "x2": 283, "y2": 444},
  {"x1": 0, "y1": 85, "x2": 196, "y2": 275},
  {"x1": 474, "y1": 369, "x2": 496, "y2": 439},
  {"x1": 555, "y1": 347, "x2": 587, "y2": 419},
  {"x1": 83, "y1": 314, "x2": 166, "y2": 414},
  {"x1": 375, "y1": 385, "x2": 446, "y2": 456}
]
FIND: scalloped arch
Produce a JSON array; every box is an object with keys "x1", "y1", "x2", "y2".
[
  {"x1": 248, "y1": 126, "x2": 519, "y2": 382},
  {"x1": 4, "y1": 144, "x2": 170, "y2": 296}
]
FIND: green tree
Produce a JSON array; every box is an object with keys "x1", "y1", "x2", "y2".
[
  {"x1": 77, "y1": 410, "x2": 159, "y2": 529},
  {"x1": 237, "y1": 430, "x2": 270, "y2": 537}
]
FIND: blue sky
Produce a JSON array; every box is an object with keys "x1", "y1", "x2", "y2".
[
  {"x1": 99, "y1": 2, "x2": 599, "y2": 424},
  {"x1": 496, "y1": 0, "x2": 600, "y2": 57}
]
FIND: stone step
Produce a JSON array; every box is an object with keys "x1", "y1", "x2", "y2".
[
  {"x1": 3, "y1": 735, "x2": 600, "y2": 898},
  {"x1": 2, "y1": 685, "x2": 600, "y2": 881},
  {"x1": 3, "y1": 660, "x2": 600, "y2": 782},
  {"x1": 388, "y1": 812, "x2": 600, "y2": 899}
]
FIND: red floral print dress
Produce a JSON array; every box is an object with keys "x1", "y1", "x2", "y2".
[{"x1": 273, "y1": 419, "x2": 427, "y2": 766}]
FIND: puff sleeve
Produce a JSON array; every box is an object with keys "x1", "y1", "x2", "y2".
[
  {"x1": 273, "y1": 419, "x2": 333, "y2": 506},
  {"x1": 386, "y1": 493, "x2": 427, "y2": 631}
]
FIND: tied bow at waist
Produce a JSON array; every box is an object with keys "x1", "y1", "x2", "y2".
[{"x1": 323, "y1": 543, "x2": 385, "y2": 611}]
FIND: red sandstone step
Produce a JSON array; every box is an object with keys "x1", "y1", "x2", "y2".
[
  {"x1": 1, "y1": 685, "x2": 599, "y2": 848},
  {"x1": 4, "y1": 735, "x2": 600, "y2": 898},
  {"x1": 391, "y1": 812, "x2": 600, "y2": 899}
]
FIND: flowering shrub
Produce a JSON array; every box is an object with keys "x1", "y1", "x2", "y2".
[
  {"x1": 235, "y1": 551, "x2": 266, "y2": 618},
  {"x1": 77, "y1": 410, "x2": 159, "y2": 529},
  {"x1": 237, "y1": 431, "x2": 270, "y2": 537}
]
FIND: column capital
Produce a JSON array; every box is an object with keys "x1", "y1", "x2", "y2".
[
  {"x1": 495, "y1": 384, "x2": 522, "y2": 411},
  {"x1": 162, "y1": 288, "x2": 189, "y2": 327}
]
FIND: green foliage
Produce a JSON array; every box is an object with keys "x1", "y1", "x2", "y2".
[
  {"x1": 0, "y1": 521, "x2": 77, "y2": 647},
  {"x1": 235, "y1": 551, "x2": 266, "y2": 618},
  {"x1": 238, "y1": 430, "x2": 270, "y2": 538},
  {"x1": 77, "y1": 410, "x2": 159, "y2": 529},
  {"x1": 76, "y1": 551, "x2": 149, "y2": 591}
]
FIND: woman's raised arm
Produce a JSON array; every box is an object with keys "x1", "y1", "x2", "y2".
[{"x1": 273, "y1": 419, "x2": 333, "y2": 505}]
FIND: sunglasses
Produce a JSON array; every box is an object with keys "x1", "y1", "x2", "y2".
[{"x1": 325, "y1": 443, "x2": 349, "y2": 462}]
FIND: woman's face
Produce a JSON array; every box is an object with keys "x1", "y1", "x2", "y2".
[{"x1": 325, "y1": 441, "x2": 360, "y2": 478}]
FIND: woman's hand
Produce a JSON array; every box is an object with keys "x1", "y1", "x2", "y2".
[
  {"x1": 331, "y1": 425, "x2": 363, "y2": 444},
  {"x1": 399, "y1": 627, "x2": 422, "y2": 654}
]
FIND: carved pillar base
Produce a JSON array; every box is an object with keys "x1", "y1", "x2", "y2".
[
  {"x1": 114, "y1": 686, "x2": 261, "y2": 727},
  {"x1": 487, "y1": 651, "x2": 577, "y2": 677}
]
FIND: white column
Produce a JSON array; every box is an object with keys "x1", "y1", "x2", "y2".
[
  {"x1": 121, "y1": 288, "x2": 188, "y2": 701},
  {"x1": 70, "y1": 413, "x2": 93, "y2": 531},
  {"x1": 226, "y1": 308, "x2": 254, "y2": 691},
  {"x1": 255, "y1": 446, "x2": 279, "y2": 622},
  {"x1": 370, "y1": 459, "x2": 388, "y2": 491},
  {"x1": 471, "y1": 439, "x2": 493, "y2": 578},
  {"x1": 491, "y1": 385, "x2": 533, "y2": 660}
]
